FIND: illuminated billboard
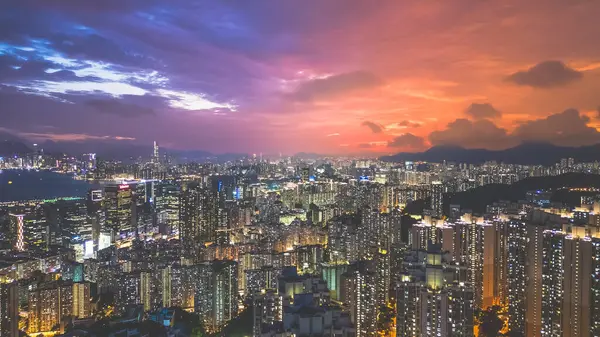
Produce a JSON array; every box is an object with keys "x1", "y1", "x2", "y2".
[
  {"x1": 91, "y1": 190, "x2": 103, "y2": 201},
  {"x1": 99, "y1": 232, "x2": 112, "y2": 250}
]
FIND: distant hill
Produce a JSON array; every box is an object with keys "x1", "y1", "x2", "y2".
[
  {"x1": 443, "y1": 173, "x2": 600, "y2": 213},
  {"x1": 381, "y1": 143, "x2": 600, "y2": 165},
  {"x1": 0, "y1": 131, "x2": 32, "y2": 156},
  {"x1": 0, "y1": 140, "x2": 31, "y2": 156}
]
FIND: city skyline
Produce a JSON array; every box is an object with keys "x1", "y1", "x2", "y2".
[{"x1": 2, "y1": 2, "x2": 600, "y2": 154}]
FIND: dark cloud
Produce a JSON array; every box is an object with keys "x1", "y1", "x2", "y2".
[
  {"x1": 465, "y1": 103, "x2": 501, "y2": 120},
  {"x1": 431, "y1": 109, "x2": 600, "y2": 149},
  {"x1": 597, "y1": 106, "x2": 600, "y2": 119},
  {"x1": 388, "y1": 133, "x2": 426, "y2": 149},
  {"x1": 398, "y1": 120, "x2": 422, "y2": 128},
  {"x1": 290, "y1": 71, "x2": 382, "y2": 101},
  {"x1": 85, "y1": 99, "x2": 156, "y2": 118},
  {"x1": 358, "y1": 143, "x2": 373, "y2": 149},
  {"x1": 506, "y1": 61, "x2": 583, "y2": 88},
  {"x1": 429, "y1": 119, "x2": 513, "y2": 149},
  {"x1": 512, "y1": 108, "x2": 600, "y2": 146},
  {"x1": 362, "y1": 121, "x2": 384, "y2": 134}
]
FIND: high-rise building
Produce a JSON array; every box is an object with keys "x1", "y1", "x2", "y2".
[
  {"x1": 153, "y1": 141, "x2": 159, "y2": 163},
  {"x1": 209, "y1": 260, "x2": 238, "y2": 332},
  {"x1": 162, "y1": 265, "x2": 195, "y2": 310},
  {"x1": 155, "y1": 181, "x2": 180, "y2": 234},
  {"x1": 375, "y1": 248, "x2": 391, "y2": 305},
  {"x1": 562, "y1": 226, "x2": 592, "y2": 337},
  {"x1": 103, "y1": 184, "x2": 134, "y2": 240},
  {"x1": 252, "y1": 289, "x2": 282, "y2": 337},
  {"x1": 430, "y1": 181, "x2": 443, "y2": 217},
  {"x1": 321, "y1": 263, "x2": 348, "y2": 301},
  {"x1": 396, "y1": 244, "x2": 473, "y2": 337},
  {"x1": 523, "y1": 224, "x2": 600, "y2": 337},
  {"x1": 72, "y1": 282, "x2": 91, "y2": 319},
  {"x1": 194, "y1": 261, "x2": 239, "y2": 334},
  {"x1": 10, "y1": 214, "x2": 25, "y2": 251},
  {"x1": 179, "y1": 183, "x2": 202, "y2": 251},
  {"x1": 140, "y1": 271, "x2": 160, "y2": 312},
  {"x1": 28, "y1": 282, "x2": 73, "y2": 334},
  {"x1": 341, "y1": 261, "x2": 378, "y2": 337},
  {"x1": 0, "y1": 283, "x2": 19, "y2": 337},
  {"x1": 116, "y1": 272, "x2": 141, "y2": 314},
  {"x1": 506, "y1": 220, "x2": 527, "y2": 336}
]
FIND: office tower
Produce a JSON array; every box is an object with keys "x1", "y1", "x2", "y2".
[
  {"x1": 430, "y1": 181, "x2": 443, "y2": 217},
  {"x1": 72, "y1": 282, "x2": 91, "y2": 319},
  {"x1": 28, "y1": 282, "x2": 73, "y2": 334},
  {"x1": 153, "y1": 141, "x2": 159, "y2": 163},
  {"x1": 104, "y1": 184, "x2": 134, "y2": 239},
  {"x1": 506, "y1": 221, "x2": 526, "y2": 336},
  {"x1": 210, "y1": 175, "x2": 236, "y2": 204},
  {"x1": 132, "y1": 181, "x2": 154, "y2": 235},
  {"x1": 341, "y1": 261, "x2": 378, "y2": 337},
  {"x1": 85, "y1": 153, "x2": 97, "y2": 171},
  {"x1": 396, "y1": 244, "x2": 473, "y2": 337},
  {"x1": 0, "y1": 283, "x2": 18, "y2": 337},
  {"x1": 155, "y1": 181, "x2": 180, "y2": 235}
]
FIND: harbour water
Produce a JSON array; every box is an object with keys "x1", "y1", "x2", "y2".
[{"x1": 0, "y1": 169, "x2": 97, "y2": 202}]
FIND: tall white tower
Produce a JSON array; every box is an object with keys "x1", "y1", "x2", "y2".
[{"x1": 153, "y1": 141, "x2": 159, "y2": 162}]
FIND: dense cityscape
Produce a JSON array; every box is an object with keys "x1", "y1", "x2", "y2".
[
  {"x1": 0, "y1": 141, "x2": 599, "y2": 336},
  {"x1": 3, "y1": 2, "x2": 600, "y2": 337}
]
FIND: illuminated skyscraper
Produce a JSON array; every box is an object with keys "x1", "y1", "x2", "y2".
[
  {"x1": 103, "y1": 184, "x2": 134, "y2": 239},
  {"x1": 154, "y1": 181, "x2": 180, "y2": 234},
  {"x1": 153, "y1": 141, "x2": 159, "y2": 163}
]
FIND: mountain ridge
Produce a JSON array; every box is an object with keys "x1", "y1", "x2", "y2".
[{"x1": 380, "y1": 143, "x2": 600, "y2": 165}]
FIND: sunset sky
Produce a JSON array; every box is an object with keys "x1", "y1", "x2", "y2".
[{"x1": 1, "y1": 1, "x2": 600, "y2": 155}]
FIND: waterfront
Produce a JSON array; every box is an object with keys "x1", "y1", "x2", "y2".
[{"x1": 0, "y1": 169, "x2": 97, "y2": 201}]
